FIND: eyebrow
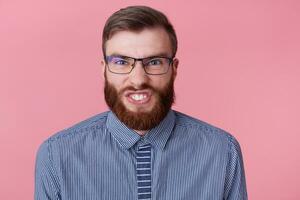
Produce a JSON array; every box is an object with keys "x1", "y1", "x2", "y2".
[{"x1": 107, "y1": 52, "x2": 172, "y2": 59}]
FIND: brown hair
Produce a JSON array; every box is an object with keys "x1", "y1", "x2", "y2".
[{"x1": 102, "y1": 6, "x2": 177, "y2": 57}]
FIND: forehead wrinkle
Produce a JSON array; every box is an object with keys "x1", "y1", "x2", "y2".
[{"x1": 105, "y1": 28, "x2": 172, "y2": 58}]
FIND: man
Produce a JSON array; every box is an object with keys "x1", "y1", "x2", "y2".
[{"x1": 35, "y1": 5, "x2": 247, "y2": 200}]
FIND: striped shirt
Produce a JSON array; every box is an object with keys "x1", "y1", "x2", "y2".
[{"x1": 35, "y1": 110, "x2": 247, "y2": 200}]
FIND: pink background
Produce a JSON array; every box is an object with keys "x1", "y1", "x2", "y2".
[{"x1": 1, "y1": 0, "x2": 299, "y2": 199}]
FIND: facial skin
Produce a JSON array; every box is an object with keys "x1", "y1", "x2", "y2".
[{"x1": 101, "y1": 27, "x2": 179, "y2": 135}]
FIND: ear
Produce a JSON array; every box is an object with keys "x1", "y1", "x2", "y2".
[
  {"x1": 172, "y1": 58, "x2": 179, "y2": 79},
  {"x1": 100, "y1": 59, "x2": 106, "y2": 80}
]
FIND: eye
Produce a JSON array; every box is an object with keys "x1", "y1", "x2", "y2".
[
  {"x1": 113, "y1": 58, "x2": 128, "y2": 65},
  {"x1": 147, "y1": 58, "x2": 162, "y2": 66}
]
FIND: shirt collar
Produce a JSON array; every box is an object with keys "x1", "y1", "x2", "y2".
[{"x1": 106, "y1": 110, "x2": 175, "y2": 150}]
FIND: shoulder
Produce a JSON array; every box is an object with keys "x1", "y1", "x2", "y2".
[
  {"x1": 173, "y1": 110, "x2": 238, "y2": 146},
  {"x1": 43, "y1": 111, "x2": 109, "y2": 144}
]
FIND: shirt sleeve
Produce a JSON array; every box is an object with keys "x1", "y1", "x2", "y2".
[
  {"x1": 34, "y1": 140, "x2": 61, "y2": 200},
  {"x1": 224, "y1": 136, "x2": 248, "y2": 200}
]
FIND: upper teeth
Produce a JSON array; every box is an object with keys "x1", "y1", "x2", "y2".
[{"x1": 131, "y1": 94, "x2": 146, "y2": 100}]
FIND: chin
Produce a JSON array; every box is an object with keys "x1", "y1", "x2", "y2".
[
  {"x1": 123, "y1": 99, "x2": 156, "y2": 113},
  {"x1": 125, "y1": 105, "x2": 154, "y2": 113}
]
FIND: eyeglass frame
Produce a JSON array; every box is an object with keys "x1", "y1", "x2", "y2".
[{"x1": 104, "y1": 54, "x2": 175, "y2": 75}]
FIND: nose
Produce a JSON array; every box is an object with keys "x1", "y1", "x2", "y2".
[{"x1": 128, "y1": 61, "x2": 149, "y2": 88}]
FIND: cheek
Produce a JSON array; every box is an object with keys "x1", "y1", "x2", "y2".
[
  {"x1": 106, "y1": 74, "x2": 127, "y2": 91},
  {"x1": 151, "y1": 75, "x2": 172, "y2": 89}
]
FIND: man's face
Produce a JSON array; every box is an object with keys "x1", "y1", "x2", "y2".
[{"x1": 101, "y1": 27, "x2": 178, "y2": 131}]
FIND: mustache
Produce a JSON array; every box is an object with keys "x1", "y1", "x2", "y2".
[{"x1": 119, "y1": 83, "x2": 158, "y2": 93}]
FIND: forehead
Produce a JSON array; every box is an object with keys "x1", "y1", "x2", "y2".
[{"x1": 105, "y1": 27, "x2": 172, "y2": 58}]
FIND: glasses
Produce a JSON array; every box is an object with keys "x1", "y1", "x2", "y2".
[{"x1": 105, "y1": 55, "x2": 174, "y2": 75}]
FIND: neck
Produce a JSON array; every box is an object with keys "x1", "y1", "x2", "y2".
[{"x1": 135, "y1": 130, "x2": 148, "y2": 136}]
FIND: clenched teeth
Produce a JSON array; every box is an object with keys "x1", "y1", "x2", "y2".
[{"x1": 130, "y1": 94, "x2": 147, "y2": 101}]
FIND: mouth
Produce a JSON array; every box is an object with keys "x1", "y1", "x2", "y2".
[{"x1": 124, "y1": 90, "x2": 152, "y2": 105}]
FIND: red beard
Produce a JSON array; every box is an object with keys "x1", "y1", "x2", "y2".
[{"x1": 104, "y1": 74, "x2": 175, "y2": 131}]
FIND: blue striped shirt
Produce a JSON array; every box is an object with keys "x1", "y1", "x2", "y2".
[{"x1": 35, "y1": 110, "x2": 247, "y2": 200}]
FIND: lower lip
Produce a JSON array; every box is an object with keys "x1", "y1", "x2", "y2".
[{"x1": 126, "y1": 95, "x2": 151, "y2": 105}]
